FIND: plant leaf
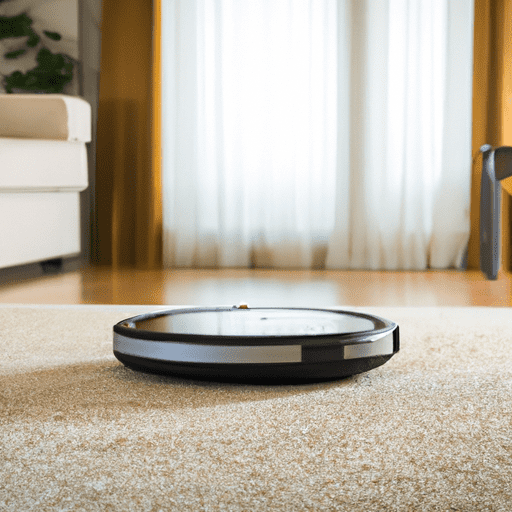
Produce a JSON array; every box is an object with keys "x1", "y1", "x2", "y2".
[
  {"x1": 43, "y1": 30, "x2": 61, "y2": 41},
  {"x1": 3, "y1": 45, "x2": 74, "y2": 94},
  {"x1": 36, "y1": 47, "x2": 53, "y2": 68},
  {"x1": 0, "y1": 13, "x2": 33, "y2": 39},
  {"x1": 26, "y1": 33, "x2": 40, "y2": 47},
  {"x1": 4, "y1": 48, "x2": 26, "y2": 59}
]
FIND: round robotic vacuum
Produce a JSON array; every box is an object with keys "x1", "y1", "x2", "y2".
[{"x1": 113, "y1": 305, "x2": 399, "y2": 383}]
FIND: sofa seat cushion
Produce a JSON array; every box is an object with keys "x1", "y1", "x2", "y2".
[
  {"x1": 0, "y1": 138, "x2": 88, "y2": 192},
  {"x1": 0, "y1": 94, "x2": 91, "y2": 142}
]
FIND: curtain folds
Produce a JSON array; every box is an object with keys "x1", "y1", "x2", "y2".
[
  {"x1": 94, "y1": 0, "x2": 162, "y2": 269},
  {"x1": 161, "y1": 0, "x2": 475, "y2": 270},
  {"x1": 327, "y1": 0, "x2": 474, "y2": 270}
]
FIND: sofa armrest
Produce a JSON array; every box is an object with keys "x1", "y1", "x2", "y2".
[{"x1": 0, "y1": 94, "x2": 91, "y2": 142}]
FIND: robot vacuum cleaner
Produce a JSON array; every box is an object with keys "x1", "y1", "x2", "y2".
[{"x1": 113, "y1": 305, "x2": 399, "y2": 383}]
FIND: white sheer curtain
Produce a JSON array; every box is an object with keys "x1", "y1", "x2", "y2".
[{"x1": 162, "y1": 0, "x2": 474, "y2": 270}]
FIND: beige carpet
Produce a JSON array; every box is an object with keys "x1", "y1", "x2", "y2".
[{"x1": 1, "y1": 304, "x2": 511, "y2": 511}]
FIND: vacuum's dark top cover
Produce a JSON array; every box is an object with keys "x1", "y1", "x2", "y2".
[{"x1": 128, "y1": 308, "x2": 382, "y2": 338}]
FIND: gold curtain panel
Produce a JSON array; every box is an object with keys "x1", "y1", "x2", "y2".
[{"x1": 94, "y1": 0, "x2": 162, "y2": 269}]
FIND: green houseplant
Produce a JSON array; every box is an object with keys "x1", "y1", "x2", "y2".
[{"x1": 0, "y1": 12, "x2": 75, "y2": 93}]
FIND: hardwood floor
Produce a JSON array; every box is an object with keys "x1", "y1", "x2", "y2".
[{"x1": 0, "y1": 265, "x2": 511, "y2": 307}]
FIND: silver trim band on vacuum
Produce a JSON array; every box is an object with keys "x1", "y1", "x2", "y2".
[
  {"x1": 114, "y1": 333, "x2": 302, "y2": 364},
  {"x1": 114, "y1": 330, "x2": 395, "y2": 365},
  {"x1": 343, "y1": 332, "x2": 394, "y2": 359}
]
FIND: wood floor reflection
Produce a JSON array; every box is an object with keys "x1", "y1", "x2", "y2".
[{"x1": 0, "y1": 265, "x2": 510, "y2": 307}]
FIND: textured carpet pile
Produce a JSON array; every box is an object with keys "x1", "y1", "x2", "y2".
[{"x1": 1, "y1": 305, "x2": 511, "y2": 511}]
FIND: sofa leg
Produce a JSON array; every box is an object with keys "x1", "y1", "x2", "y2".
[{"x1": 40, "y1": 258, "x2": 64, "y2": 274}]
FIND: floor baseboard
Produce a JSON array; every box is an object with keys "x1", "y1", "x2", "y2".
[{"x1": 0, "y1": 256, "x2": 83, "y2": 285}]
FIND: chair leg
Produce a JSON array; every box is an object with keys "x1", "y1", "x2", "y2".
[
  {"x1": 480, "y1": 145, "x2": 501, "y2": 280},
  {"x1": 40, "y1": 258, "x2": 64, "y2": 274}
]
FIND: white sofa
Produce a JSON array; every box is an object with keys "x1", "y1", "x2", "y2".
[{"x1": 0, "y1": 94, "x2": 91, "y2": 269}]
